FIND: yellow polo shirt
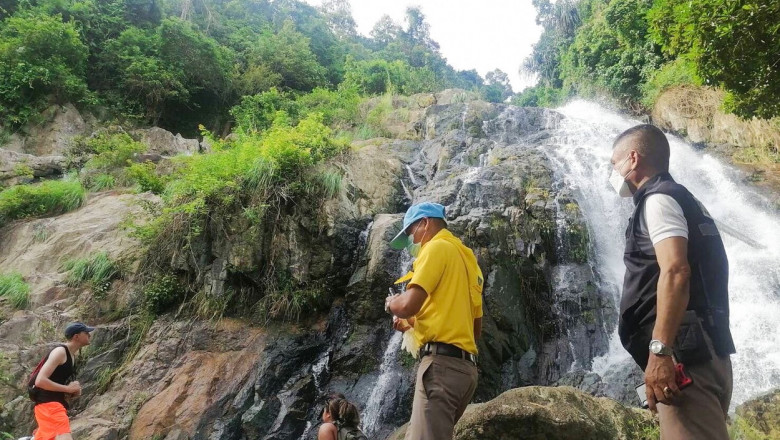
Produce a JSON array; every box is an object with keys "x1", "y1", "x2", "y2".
[{"x1": 409, "y1": 229, "x2": 483, "y2": 354}]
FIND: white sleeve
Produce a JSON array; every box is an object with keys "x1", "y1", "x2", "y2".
[{"x1": 641, "y1": 194, "x2": 688, "y2": 245}]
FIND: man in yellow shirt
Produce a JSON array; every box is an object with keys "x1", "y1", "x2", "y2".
[{"x1": 386, "y1": 202, "x2": 483, "y2": 440}]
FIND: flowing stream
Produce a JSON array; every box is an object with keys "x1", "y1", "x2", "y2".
[{"x1": 545, "y1": 100, "x2": 780, "y2": 408}]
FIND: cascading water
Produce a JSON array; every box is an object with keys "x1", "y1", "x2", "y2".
[
  {"x1": 545, "y1": 99, "x2": 780, "y2": 408},
  {"x1": 361, "y1": 253, "x2": 414, "y2": 436}
]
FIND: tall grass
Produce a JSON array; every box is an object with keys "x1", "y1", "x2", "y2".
[
  {"x1": 88, "y1": 174, "x2": 116, "y2": 192},
  {"x1": 0, "y1": 179, "x2": 85, "y2": 228},
  {"x1": 0, "y1": 272, "x2": 30, "y2": 309},
  {"x1": 62, "y1": 252, "x2": 119, "y2": 288}
]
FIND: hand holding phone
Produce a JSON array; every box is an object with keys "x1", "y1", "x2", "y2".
[
  {"x1": 636, "y1": 363, "x2": 693, "y2": 409},
  {"x1": 675, "y1": 363, "x2": 693, "y2": 389}
]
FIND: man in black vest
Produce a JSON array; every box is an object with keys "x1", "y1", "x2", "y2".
[
  {"x1": 610, "y1": 125, "x2": 735, "y2": 439},
  {"x1": 31, "y1": 322, "x2": 94, "y2": 440}
]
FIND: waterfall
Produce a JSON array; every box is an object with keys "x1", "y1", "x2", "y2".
[
  {"x1": 545, "y1": 99, "x2": 780, "y2": 408},
  {"x1": 361, "y1": 332, "x2": 403, "y2": 435},
  {"x1": 360, "y1": 253, "x2": 414, "y2": 435},
  {"x1": 406, "y1": 165, "x2": 419, "y2": 186}
]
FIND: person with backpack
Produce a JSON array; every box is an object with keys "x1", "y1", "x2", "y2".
[
  {"x1": 317, "y1": 397, "x2": 367, "y2": 440},
  {"x1": 28, "y1": 322, "x2": 94, "y2": 440}
]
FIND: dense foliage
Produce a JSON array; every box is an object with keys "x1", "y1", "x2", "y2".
[
  {"x1": 522, "y1": 0, "x2": 779, "y2": 118},
  {"x1": 0, "y1": 0, "x2": 500, "y2": 134}
]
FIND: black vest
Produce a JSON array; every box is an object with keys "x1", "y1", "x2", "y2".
[
  {"x1": 36, "y1": 345, "x2": 74, "y2": 408},
  {"x1": 619, "y1": 172, "x2": 736, "y2": 369}
]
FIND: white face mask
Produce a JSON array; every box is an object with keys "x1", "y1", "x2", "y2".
[
  {"x1": 406, "y1": 220, "x2": 427, "y2": 257},
  {"x1": 609, "y1": 155, "x2": 634, "y2": 198}
]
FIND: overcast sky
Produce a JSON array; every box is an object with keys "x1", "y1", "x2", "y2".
[{"x1": 303, "y1": 0, "x2": 543, "y2": 92}]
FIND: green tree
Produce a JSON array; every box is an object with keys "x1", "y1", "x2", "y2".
[
  {"x1": 0, "y1": 11, "x2": 89, "y2": 127},
  {"x1": 102, "y1": 17, "x2": 233, "y2": 128},
  {"x1": 245, "y1": 19, "x2": 327, "y2": 92},
  {"x1": 319, "y1": 0, "x2": 357, "y2": 38},
  {"x1": 648, "y1": 0, "x2": 780, "y2": 118},
  {"x1": 482, "y1": 69, "x2": 513, "y2": 102},
  {"x1": 369, "y1": 14, "x2": 402, "y2": 47}
]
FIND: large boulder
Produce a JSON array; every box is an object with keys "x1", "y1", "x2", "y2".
[
  {"x1": 388, "y1": 386, "x2": 658, "y2": 440},
  {"x1": 132, "y1": 127, "x2": 201, "y2": 156},
  {"x1": 0, "y1": 149, "x2": 67, "y2": 186},
  {"x1": 2, "y1": 104, "x2": 93, "y2": 156}
]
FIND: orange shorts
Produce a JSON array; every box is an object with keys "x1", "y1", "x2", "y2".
[{"x1": 33, "y1": 401, "x2": 70, "y2": 440}]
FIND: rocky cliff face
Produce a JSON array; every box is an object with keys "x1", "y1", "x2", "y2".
[
  {"x1": 0, "y1": 91, "x2": 617, "y2": 439},
  {"x1": 652, "y1": 86, "x2": 780, "y2": 208}
]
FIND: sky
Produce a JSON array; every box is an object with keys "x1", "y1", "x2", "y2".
[{"x1": 303, "y1": 0, "x2": 544, "y2": 93}]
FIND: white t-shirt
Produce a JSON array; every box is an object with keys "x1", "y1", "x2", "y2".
[{"x1": 638, "y1": 194, "x2": 688, "y2": 250}]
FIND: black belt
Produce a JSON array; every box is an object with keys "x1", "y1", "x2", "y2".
[{"x1": 419, "y1": 342, "x2": 477, "y2": 365}]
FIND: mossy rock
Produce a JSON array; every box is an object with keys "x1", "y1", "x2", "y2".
[
  {"x1": 388, "y1": 386, "x2": 658, "y2": 440},
  {"x1": 732, "y1": 388, "x2": 780, "y2": 440}
]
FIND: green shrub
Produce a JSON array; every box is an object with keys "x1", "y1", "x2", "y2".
[
  {"x1": 159, "y1": 113, "x2": 346, "y2": 211},
  {"x1": 648, "y1": 0, "x2": 780, "y2": 119},
  {"x1": 511, "y1": 86, "x2": 567, "y2": 108},
  {"x1": 143, "y1": 274, "x2": 183, "y2": 314},
  {"x1": 342, "y1": 58, "x2": 440, "y2": 95},
  {"x1": 126, "y1": 162, "x2": 165, "y2": 194},
  {"x1": 81, "y1": 132, "x2": 146, "y2": 171},
  {"x1": 229, "y1": 88, "x2": 301, "y2": 134},
  {"x1": 0, "y1": 12, "x2": 89, "y2": 128},
  {"x1": 62, "y1": 252, "x2": 119, "y2": 290},
  {"x1": 297, "y1": 87, "x2": 361, "y2": 129},
  {"x1": 0, "y1": 272, "x2": 30, "y2": 309},
  {"x1": 0, "y1": 179, "x2": 86, "y2": 227},
  {"x1": 640, "y1": 57, "x2": 702, "y2": 108}
]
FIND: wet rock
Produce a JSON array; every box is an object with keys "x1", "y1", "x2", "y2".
[{"x1": 345, "y1": 213, "x2": 405, "y2": 322}]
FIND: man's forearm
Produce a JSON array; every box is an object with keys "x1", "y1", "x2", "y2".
[
  {"x1": 652, "y1": 268, "x2": 691, "y2": 347},
  {"x1": 35, "y1": 376, "x2": 70, "y2": 393},
  {"x1": 390, "y1": 293, "x2": 415, "y2": 318}
]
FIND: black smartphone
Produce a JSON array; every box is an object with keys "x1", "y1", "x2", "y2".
[{"x1": 635, "y1": 384, "x2": 649, "y2": 409}]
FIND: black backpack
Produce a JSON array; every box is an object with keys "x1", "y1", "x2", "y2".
[{"x1": 337, "y1": 426, "x2": 368, "y2": 440}]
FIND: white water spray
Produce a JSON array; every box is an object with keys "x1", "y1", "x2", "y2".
[
  {"x1": 361, "y1": 254, "x2": 413, "y2": 435},
  {"x1": 547, "y1": 100, "x2": 780, "y2": 408}
]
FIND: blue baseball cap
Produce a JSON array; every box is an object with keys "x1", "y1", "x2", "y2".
[
  {"x1": 65, "y1": 322, "x2": 95, "y2": 339},
  {"x1": 390, "y1": 202, "x2": 447, "y2": 250}
]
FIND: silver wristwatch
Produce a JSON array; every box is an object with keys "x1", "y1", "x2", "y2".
[{"x1": 649, "y1": 339, "x2": 673, "y2": 356}]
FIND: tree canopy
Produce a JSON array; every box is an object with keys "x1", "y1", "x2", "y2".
[{"x1": 0, "y1": 0, "x2": 508, "y2": 135}]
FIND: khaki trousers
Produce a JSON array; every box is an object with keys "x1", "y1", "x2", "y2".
[
  {"x1": 657, "y1": 333, "x2": 733, "y2": 440},
  {"x1": 404, "y1": 354, "x2": 478, "y2": 440}
]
